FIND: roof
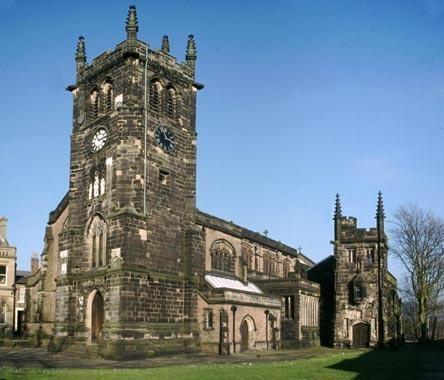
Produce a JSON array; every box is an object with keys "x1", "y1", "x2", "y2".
[
  {"x1": 15, "y1": 270, "x2": 31, "y2": 284},
  {"x1": 196, "y1": 210, "x2": 315, "y2": 267},
  {"x1": 205, "y1": 274, "x2": 263, "y2": 294},
  {"x1": 48, "y1": 192, "x2": 69, "y2": 224}
]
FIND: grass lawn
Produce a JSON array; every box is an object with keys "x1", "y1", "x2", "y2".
[{"x1": 0, "y1": 347, "x2": 420, "y2": 380}]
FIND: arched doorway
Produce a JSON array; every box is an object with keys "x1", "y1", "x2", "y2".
[
  {"x1": 352, "y1": 322, "x2": 370, "y2": 348},
  {"x1": 240, "y1": 316, "x2": 255, "y2": 352},
  {"x1": 87, "y1": 289, "x2": 104, "y2": 342},
  {"x1": 240, "y1": 320, "x2": 249, "y2": 351}
]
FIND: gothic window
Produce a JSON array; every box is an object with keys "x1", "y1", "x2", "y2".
[
  {"x1": 166, "y1": 86, "x2": 177, "y2": 118},
  {"x1": 88, "y1": 215, "x2": 107, "y2": 268},
  {"x1": 348, "y1": 248, "x2": 357, "y2": 263},
  {"x1": 0, "y1": 266, "x2": 6, "y2": 285},
  {"x1": 283, "y1": 296, "x2": 295, "y2": 319},
  {"x1": 149, "y1": 80, "x2": 162, "y2": 113},
  {"x1": 241, "y1": 244, "x2": 253, "y2": 269},
  {"x1": 103, "y1": 80, "x2": 113, "y2": 112},
  {"x1": 90, "y1": 89, "x2": 100, "y2": 118},
  {"x1": 283, "y1": 258, "x2": 291, "y2": 278},
  {"x1": 210, "y1": 240, "x2": 235, "y2": 274},
  {"x1": 349, "y1": 276, "x2": 366, "y2": 304},
  {"x1": 204, "y1": 309, "x2": 213, "y2": 329},
  {"x1": 263, "y1": 253, "x2": 275, "y2": 275},
  {"x1": 88, "y1": 164, "x2": 106, "y2": 199},
  {"x1": 366, "y1": 248, "x2": 375, "y2": 264}
]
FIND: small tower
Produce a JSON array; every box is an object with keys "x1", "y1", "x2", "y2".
[
  {"x1": 75, "y1": 36, "x2": 86, "y2": 78},
  {"x1": 161, "y1": 35, "x2": 170, "y2": 54},
  {"x1": 126, "y1": 5, "x2": 138, "y2": 40}
]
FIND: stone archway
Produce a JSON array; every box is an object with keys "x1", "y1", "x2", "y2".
[
  {"x1": 352, "y1": 322, "x2": 370, "y2": 348},
  {"x1": 86, "y1": 289, "x2": 104, "y2": 342},
  {"x1": 240, "y1": 316, "x2": 255, "y2": 352}
]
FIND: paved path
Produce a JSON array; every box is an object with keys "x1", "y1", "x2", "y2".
[{"x1": 0, "y1": 346, "x2": 337, "y2": 369}]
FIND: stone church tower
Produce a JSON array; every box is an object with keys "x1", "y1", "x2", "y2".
[
  {"x1": 308, "y1": 193, "x2": 400, "y2": 348},
  {"x1": 54, "y1": 6, "x2": 204, "y2": 358},
  {"x1": 331, "y1": 193, "x2": 388, "y2": 347}
]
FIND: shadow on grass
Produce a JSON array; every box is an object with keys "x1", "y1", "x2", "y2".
[{"x1": 327, "y1": 346, "x2": 420, "y2": 380}]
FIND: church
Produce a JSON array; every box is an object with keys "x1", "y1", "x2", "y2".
[{"x1": 20, "y1": 6, "x2": 400, "y2": 359}]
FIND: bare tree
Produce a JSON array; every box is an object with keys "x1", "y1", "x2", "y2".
[{"x1": 390, "y1": 203, "x2": 444, "y2": 343}]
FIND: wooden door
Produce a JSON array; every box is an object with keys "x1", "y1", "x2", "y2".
[
  {"x1": 352, "y1": 322, "x2": 369, "y2": 348},
  {"x1": 240, "y1": 320, "x2": 249, "y2": 351},
  {"x1": 91, "y1": 291, "x2": 104, "y2": 341}
]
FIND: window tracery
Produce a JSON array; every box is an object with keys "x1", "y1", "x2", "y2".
[
  {"x1": 210, "y1": 240, "x2": 235, "y2": 274},
  {"x1": 87, "y1": 215, "x2": 107, "y2": 268}
]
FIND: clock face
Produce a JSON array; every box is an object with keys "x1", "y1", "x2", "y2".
[
  {"x1": 154, "y1": 126, "x2": 175, "y2": 153},
  {"x1": 91, "y1": 128, "x2": 107, "y2": 152}
]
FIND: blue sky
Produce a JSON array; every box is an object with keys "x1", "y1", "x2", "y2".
[{"x1": 1, "y1": 1, "x2": 443, "y2": 280}]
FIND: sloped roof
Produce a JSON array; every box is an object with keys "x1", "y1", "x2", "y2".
[{"x1": 205, "y1": 274, "x2": 263, "y2": 294}]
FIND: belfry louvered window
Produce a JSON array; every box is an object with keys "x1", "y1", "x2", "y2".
[
  {"x1": 103, "y1": 81, "x2": 113, "y2": 112},
  {"x1": 90, "y1": 90, "x2": 100, "y2": 118},
  {"x1": 150, "y1": 80, "x2": 162, "y2": 112},
  {"x1": 166, "y1": 87, "x2": 177, "y2": 118}
]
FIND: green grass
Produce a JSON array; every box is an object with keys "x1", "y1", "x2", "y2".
[{"x1": 0, "y1": 348, "x2": 421, "y2": 380}]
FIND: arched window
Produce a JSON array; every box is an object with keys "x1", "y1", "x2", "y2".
[
  {"x1": 88, "y1": 164, "x2": 106, "y2": 199},
  {"x1": 103, "y1": 80, "x2": 113, "y2": 112},
  {"x1": 263, "y1": 252, "x2": 275, "y2": 275},
  {"x1": 88, "y1": 215, "x2": 107, "y2": 268},
  {"x1": 283, "y1": 258, "x2": 291, "y2": 278},
  {"x1": 349, "y1": 276, "x2": 366, "y2": 304},
  {"x1": 90, "y1": 89, "x2": 100, "y2": 118},
  {"x1": 166, "y1": 86, "x2": 177, "y2": 118},
  {"x1": 241, "y1": 244, "x2": 253, "y2": 269},
  {"x1": 210, "y1": 240, "x2": 235, "y2": 274},
  {"x1": 149, "y1": 80, "x2": 162, "y2": 113}
]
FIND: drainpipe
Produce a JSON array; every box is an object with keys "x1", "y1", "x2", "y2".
[
  {"x1": 265, "y1": 309, "x2": 269, "y2": 350},
  {"x1": 231, "y1": 305, "x2": 237, "y2": 353},
  {"x1": 11, "y1": 284, "x2": 16, "y2": 336}
]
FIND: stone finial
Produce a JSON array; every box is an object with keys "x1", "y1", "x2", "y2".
[
  {"x1": 75, "y1": 36, "x2": 86, "y2": 75},
  {"x1": 334, "y1": 194, "x2": 342, "y2": 242},
  {"x1": 376, "y1": 191, "x2": 385, "y2": 219},
  {"x1": 161, "y1": 35, "x2": 170, "y2": 54},
  {"x1": 376, "y1": 191, "x2": 385, "y2": 232},
  {"x1": 334, "y1": 193, "x2": 342, "y2": 219},
  {"x1": 185, "y1": 34, "x2": 196, "y2": 67},
  {"x1": 126, "y1": 5, "x2": 139, "y2": 40},
  {"x1": 0, "y1": 217, "x2": 7, "y2": 241}
]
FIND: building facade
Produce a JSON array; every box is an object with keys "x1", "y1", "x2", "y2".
[
  {"x1": 0, "y1": 217, "x2": 31, "y2": 337},
  {"x1": 23, "y1": 6, "x2": 399, "y2": 359}
]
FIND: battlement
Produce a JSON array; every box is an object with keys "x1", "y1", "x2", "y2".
[
  {"x1": 74, "y1": 6, "x2": 197, "y2": 87},
  {"x1": 77, "y1": 39, "x2": 195, "y2": 85}
]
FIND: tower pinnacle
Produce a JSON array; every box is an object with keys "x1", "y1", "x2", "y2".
[
  {"x1": 126, "y1": 5, "x2": 138, "y2": 40},
  {"x1": 161, "y1": 35, "x2": 170, "y2": 54},
  {"x1": 334, "y1": 193, "x2": 342, "y2": 220},
  {"x1": 185, "y1": 34, "x2": 196, "y2": 68},
  {"x1": 75, "y1": 36, "x2": 86, "y2": 77},
  {"x1": 376, "y1": 191, "x2": 385, "y2": 232},
  {"x1": 333, "y1": 193, "x2": 342, "y2": 243}
]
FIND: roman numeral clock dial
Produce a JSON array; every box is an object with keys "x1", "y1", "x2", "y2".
[
  {"x1": 154, "y1": 126, "x2": 175, "y2": 153},
  {"x1": 91, "y1": 128, "x2": 108, "y2": 152}
]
